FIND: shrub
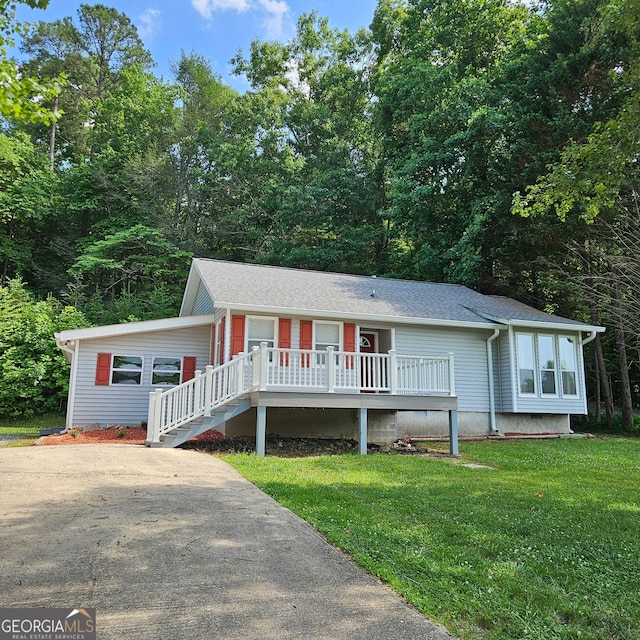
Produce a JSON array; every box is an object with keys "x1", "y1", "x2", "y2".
[{"x1": 0, "y1": 280, "x2": 88, "y2": 417}]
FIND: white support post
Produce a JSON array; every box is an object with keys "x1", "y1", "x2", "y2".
[
  {"x1": 449, "y1": 410, "x2": 459, "y2": 456},
  {"x1": 193, "y1": 370, "x2": 202, "y2": 419},
  {"x1": 448, "y1": 352, "x2": 456, "y2": 396},
  {"x1": 326, "y1": 346, "x2": 335, "y2": 392},
  {"x1": 146, "y1": 388, "x2": 163, "y2": 445},
  {"x1": 256, "y1": 406, "x2": 267, "y2": 457},
  {"x1": 259, "y1": 342, "x2": 269, "y2": 391},
  {"x1": 358, "y1": 408, "x2": 368, "y2": 455},
  {"x1": 389, "y1": 350, "x2": 398, "y2": 394},
  {"x1": 251, "y1": 346, "x2": 261, "y2": 391},
  {"x1": 234, "y1": 353, "x2": 245, "y2": 395},
  {"x1": 204, "y1": 365, "x2": 214, "y2": 416}
]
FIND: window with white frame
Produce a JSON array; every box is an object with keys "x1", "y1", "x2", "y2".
[
  {"x1": 152, "y1": 357, "x2": 182, "y2": 386},
  {"x1": 314, "y1": 322, "x2": 341, "y2": 352},
  {"x1": 516, "y1": 333, "x2": 580, "y2": 398},
  {"x1": 247, "y1": 317, "x2": 276, "y2": 352},
  {"x1": 517, "y1": 334, "x2": 536, "y2": 395},
  {"x1": 111, "y1": 355, "x2": 143, "y2": 385},
  {"x1": 559, "y1": 336, "x2": 578, "y2": 395},
  {"x1": 538, "y1": 335, "x2": 557, "y2": 395}
]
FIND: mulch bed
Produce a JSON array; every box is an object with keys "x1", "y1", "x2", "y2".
[{"x1": 37, "y1": 427, "x2": 226, "y2": 446}]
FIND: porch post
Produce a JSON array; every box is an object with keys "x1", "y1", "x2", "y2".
[
  {"x1": 204, "y1": 365, "x2": 214, "y2": 415},
  {"x1": 259, "y1": 342, "x2": 269, "y2": 391},
  {"x1": 146, "y1": 388, "x2": 162, "y2": 445},
  {"x1": 256, "y1": 405, "x2": 267, "y2": 457},
  {"x1": 448, "y1": 352, "x2": 456, "y2": 396},
  {"x1": 326, "y1": 346, "x2": 336, "y2": 392},
  {"x1": 449, "y1": 409, "x2": 459, "y2": 456},
  {"x1": 388, "y1": 350, "x2": 398, "y2": 394},
  {"x1": 358, "y1": 407, "x2": 368, "y2": 455}
]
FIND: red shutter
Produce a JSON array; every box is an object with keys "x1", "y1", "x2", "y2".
[
  {"x1": 231, "y1": 315, "x2": 245, "y2": 356},
  {"x1": 344, "y1": 323, "x2": 356, "y2": 369},
  {"x1": 300, "y1": 319, "x2": 313, "y2": 367},
  {"x1": 95, "y1": 353, "x2": 112, "y2": 386},
  {"x1": 279, "y1": 318, "x2": 292, "y2": 365},
  {"x1": 183, "y1": 356, "x2": 197, "y2": 382},
  {"x1": 219, "y1": 317, "x2": 226, "y2": 364}
]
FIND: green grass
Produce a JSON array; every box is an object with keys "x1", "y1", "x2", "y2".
[
  {"x1": 0, "y1": 412, "x2": 64, "y2": 436},
  {"x1": 225, "y1": 438, "x2": 640, "y2": 640}
]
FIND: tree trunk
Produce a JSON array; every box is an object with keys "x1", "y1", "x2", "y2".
[
  {"x1": 611, "y1": 281, "x2": 634, "y2": 429},
  {"x1": 589, "y1": 298, "x2": 614, "y2": 426},
  {"x1": 594, "y1": 333, "x2": 615, "y2": 426},
  {"x1": 48, "y1": 95, "x2": 58, "y2": 171}
]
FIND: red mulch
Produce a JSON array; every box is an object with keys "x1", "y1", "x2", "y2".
[{"x1": 37, "y1": 427, "x2": 226, "y2": 446}]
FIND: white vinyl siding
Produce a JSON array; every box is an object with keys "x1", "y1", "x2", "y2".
[
  {"x1": 498, "y1": 333, "x2": 514, "y2": 412},
  {"x1": 69, "y1": 325, "x2": 211, "y2": 427},
  {"x1": 395, "y1": 326, "x2": 490, "y2": 412},
  {"x1": 192, "y1": 281, "x2": 214, "y2": 315}
]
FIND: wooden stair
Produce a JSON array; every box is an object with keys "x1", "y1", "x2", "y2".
[{"x1": 148, "y1": 397, "x2": 251, "y2": 448}]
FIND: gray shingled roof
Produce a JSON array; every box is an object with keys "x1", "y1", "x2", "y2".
[{"x1": 192, "y1": 259, "x2": 596, "y2": 330}]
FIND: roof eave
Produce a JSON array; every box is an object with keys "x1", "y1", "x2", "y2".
[
  {"x1": 504, "y1": 319, "x2": 605, "y2": 333},
  {"x1": 55, "y1": 314, "x2": 216, "y2": 343}
]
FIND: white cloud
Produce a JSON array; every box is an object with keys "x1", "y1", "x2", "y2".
[
  {"x1": 191, "y1": 0, "x2": 251, "y2": 20},
  {"x1": 137, "y1": 8, "x2": 162, "y2": 41},
  {"x1": 257, "y1": 0, "x2": 291, "y2": 39}
]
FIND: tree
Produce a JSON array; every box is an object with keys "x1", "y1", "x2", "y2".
[
  {"x1": 0, "y1": 129, "x2": 63, "y2": 288},
  {"x1": 21, "y1": 3, "x2": 154, "y2": 165},
  {"x1": 0, "y1": 0, "x2": 63, "y2": 124},
  {"x1": 0, "y1": 279, "x2": 87, "y2": 417},
  {"x1": 67, "y1": 225, "x2": 191, "y2": 324},
  {"x1": 229, "y1": 13, "x2": 388, "y2": 274},
  {"x1": 513, "y1": 0, "x2": 640, "y2": 426}
]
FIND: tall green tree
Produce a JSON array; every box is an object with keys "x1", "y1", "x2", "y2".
[
  {"x1": 21, "y1": 3, "x2": 154, "y2": 165},
  {"x1": 230, "y1": 13, "x2": 388, "y2": 274},
  {"x1": 513, "y1": 0, "x2": 640, "y2": 425}
]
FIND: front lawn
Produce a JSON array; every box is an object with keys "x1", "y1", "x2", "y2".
[
  {"x1": 0, "y1": 413, "x2": 64, "y2": 436},
  {"x1": 226, "y1": 438, "x2": 640, "y2": 640}
]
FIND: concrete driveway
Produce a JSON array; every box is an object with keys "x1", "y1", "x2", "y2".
[{"x1": 0, "y1": 445, "x2": 454, "y2": 639}]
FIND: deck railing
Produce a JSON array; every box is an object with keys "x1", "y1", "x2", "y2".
[
  {"x1": 147, "y1": 351, "x2": 252, "y2": 444},
  {"x1": 146, "y1": 345, "x2": 455, "y2": 444}
]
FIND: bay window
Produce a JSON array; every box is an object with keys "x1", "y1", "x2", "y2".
[{"x1": 516, "y1": 333, "x2": 580, "y2": 398}]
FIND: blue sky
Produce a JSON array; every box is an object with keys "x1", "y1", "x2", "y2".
[{"x1": 16, "y1": 0, "x2": 379, "y2": 89}]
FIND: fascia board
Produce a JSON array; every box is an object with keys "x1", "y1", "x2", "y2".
[
  {"x1": 55, "y1": 314, "x2": 216, "y2": 343},
  {"x1": 179, "y1": 260, "x2": 204, "y2": 317},
  {"x1": 213, "y1": 301, "x2": 503, "y2": 330},
  {"x1": 506, "y1": 319, "x2": 606, "y2": 333}
]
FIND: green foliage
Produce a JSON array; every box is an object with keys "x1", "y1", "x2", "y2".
[
  {"x1": 228, "y1": 438, "x2": 640, "y2": 640},
  {"x1": 0, "y1": 280, "x2": 88, "y2": 417},
  {"x1": 0, "y1": 0, "x2": 64, "y2": 124},
  {"x1": 68, "y1": 225, "x2": 191, "y2": 324}
]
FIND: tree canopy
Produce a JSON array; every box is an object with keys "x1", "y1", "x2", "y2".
[{"x1": 2, "y1": 0, "x2": 639, "y2": 424}]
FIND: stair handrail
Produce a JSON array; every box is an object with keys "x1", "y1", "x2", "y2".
[{"x1": 147, "y1": 351, "x2": 253, "y2": 444}]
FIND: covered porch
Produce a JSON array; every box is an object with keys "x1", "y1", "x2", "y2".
[{"x1": 146, "y1": 344, "x2": 460, "y2": 455}]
